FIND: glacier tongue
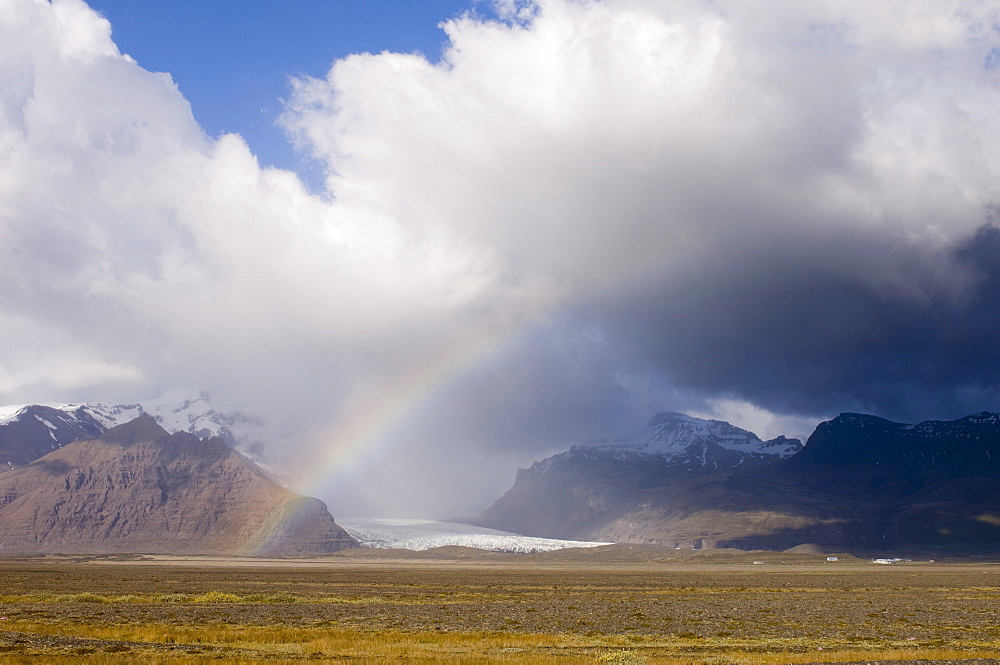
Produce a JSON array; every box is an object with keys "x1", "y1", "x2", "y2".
[{"x1": 338, "y1": 518, "x2": 610, "y2": 553}]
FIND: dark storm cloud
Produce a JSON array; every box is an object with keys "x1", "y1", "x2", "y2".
[{"x1": 589, "y1": 221, "x2": 1000, "y2": 423}]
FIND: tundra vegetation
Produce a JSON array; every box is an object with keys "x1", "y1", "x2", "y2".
[{"x1": 0, "y1": 553, "x2": 998, "y2": 664}]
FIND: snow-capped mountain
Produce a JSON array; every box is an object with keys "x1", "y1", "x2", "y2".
[
  {"x1": 77, "y1": 388, "x2": 266, "y2": 455},
  {"x1": 0, "y1": 404, "x2": 106, "y2": 471},
  {"x1": 527, "y1": 412, "x2": 802, "y2": 479},
  {"x1": 0, "y1": 389, "x2": 267, "y2": 472},
  {"x1": 475, "y1": 411, "x2": 801, "y2": 539},
  {"x1": 338, "y1": 518, "x2": 609, "y2": 553}
]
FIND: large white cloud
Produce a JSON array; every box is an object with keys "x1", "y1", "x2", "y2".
[
  {"x1": 1, "y1": 0, "x2": 506, "y2": 405},
  {"x1": 3, "y1": 0, "x2": 1000, "y2": 515},
  {"x1": 284, "y1": 0, "x2": 1000, "y2": 286}
]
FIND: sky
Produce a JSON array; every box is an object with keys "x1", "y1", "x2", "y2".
[
  {"x1": 2, "y1": 0, "x2": 1000, "y2": 517},
  {"x1": 82, "y1": 0, "x2": 480, "y2": 190}
]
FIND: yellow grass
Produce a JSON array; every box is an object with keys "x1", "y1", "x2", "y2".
[{"x1": 1, "y1": 618, "x2": 998, "y2": 664}]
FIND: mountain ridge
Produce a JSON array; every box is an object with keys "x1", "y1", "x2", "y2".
[{"x1": 0, "y1": 390, "x2": 268, "y2": 474}]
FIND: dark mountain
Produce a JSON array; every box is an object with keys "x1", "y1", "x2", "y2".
[
  {"x1": 0, "y1": 416, "x2": 358, "y2": 555},
  {"x1": 0, "y1": 405, "x2": 106, "y2": 472},
  {"x1": 771, "y1": 412, "x2": 1000, "y2": 497},
  {"x1": 476, "y1": 411, "x2": 1000, "y2": 554}
]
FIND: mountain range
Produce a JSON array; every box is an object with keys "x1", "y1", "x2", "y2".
[
  {"x1": 4, "y1": 391, "x2": 1000, "y2": 556},
  {"x1": 474, "y1": 411, "x2": 1000, "y2": 554}
]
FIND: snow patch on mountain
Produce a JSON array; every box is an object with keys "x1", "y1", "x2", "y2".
[
  {"x1": 0, "y1": 406, "x2": 28, "y2": 426},
  {"x1": 1, "y1": 404, "x2": 81, "y2": 426},
  {"x1": 139, "y1": 388, "x2": 267, "y2": 454},
  {"x1": 338, "y1": 518, "x2": 611, "y2": 553},
  {"x1": 597, "y1": 411, "x2": 802, "y2": 463},
  {"x1": 0, "y1": 405, "x2": 21, "y2": 422},
  {"x1": 81, "y1": 402, "x2": 145, "y2": 430}
]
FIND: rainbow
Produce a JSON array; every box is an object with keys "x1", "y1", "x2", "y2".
[
  {"x1": 301, "y1": 324, "x2": 521, "y2": 498},
  {"x1": 240, "y1": 316, "x2": 538, "y2": 556},
  {"x1": 240, "y1": 257, "x2": 672, "y2": 555}
]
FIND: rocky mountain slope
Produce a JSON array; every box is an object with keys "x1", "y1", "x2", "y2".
[
  {"x1": 0, "y1": 416, "x2": 357, "y2": 555},
  {"x1": 476, "y1": 411, "x2": 1000, "y2": 554}
]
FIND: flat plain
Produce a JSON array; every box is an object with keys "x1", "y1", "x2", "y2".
[{"x1": 0, "y1": 548, "x2": 998, "y2": 664}]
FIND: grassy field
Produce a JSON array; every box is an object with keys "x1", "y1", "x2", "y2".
[{"x1": 0, "y1": 552, "x2": 999, "y2": 663}]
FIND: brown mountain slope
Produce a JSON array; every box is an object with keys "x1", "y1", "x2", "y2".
[{"x1": 0, "y1": 415, "x2": 358, "y2": 555}]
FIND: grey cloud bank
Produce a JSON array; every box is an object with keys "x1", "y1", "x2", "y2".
[{"x1": 1, "y1": 0, "x2": 999, "y2": 516}]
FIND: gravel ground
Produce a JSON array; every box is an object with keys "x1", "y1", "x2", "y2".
[
  {"x1": 1, "y1": 558, "x2": 998, "y2": 662},
  {"x1": 0, "y1": 629, "x2": 268, "y2": 657}
]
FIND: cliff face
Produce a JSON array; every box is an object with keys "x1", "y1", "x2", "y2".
[{"x1": 0, "y1": 416, "x2": 358, "y2": 555}]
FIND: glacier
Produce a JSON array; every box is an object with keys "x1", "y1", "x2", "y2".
[{"x1": 338, "y1": 517, "x2": 610, "y2": 553}]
